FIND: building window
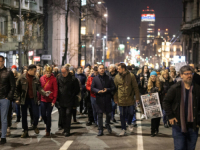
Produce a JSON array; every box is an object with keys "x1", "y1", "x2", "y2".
[
  {"x1": 0, "y1": 17, "x2": 6, "y2": 35},
  {"x1": 81, "y1": 26, "x2": 86, "y2": 35}
]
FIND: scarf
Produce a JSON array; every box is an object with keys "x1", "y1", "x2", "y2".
[{"x1": 180, "y1": 81, "x2": 193, "y2": 133}]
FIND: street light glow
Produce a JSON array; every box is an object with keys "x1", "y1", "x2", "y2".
[
  {"x1": 127, "y1": 37, "x2": 130, "y2": 40},
  {"x1": 97, "y1": 33, "x2": 100, "y2": 36},
  {"x1": 98, "y1": 2, "x2": 102, "y2": 4},
  {"x1": 89, "y1": 45, "x2": 92, "y2": 47},
  {"x1": 104, "y1": 36, "x2": 107, "y2": 39},
  {"x1": 104, "y1": 14, "x2": 108, "y2": 17}
]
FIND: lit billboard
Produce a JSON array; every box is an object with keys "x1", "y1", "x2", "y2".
[{"x1": 141, "y1": 14, "x2": 155, "y2": 22}]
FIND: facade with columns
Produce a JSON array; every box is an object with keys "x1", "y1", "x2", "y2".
[{"x1": 181, "y1": 0, "x2": 200, "y2": 65}]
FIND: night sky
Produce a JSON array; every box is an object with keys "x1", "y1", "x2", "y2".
[{"x1": 104, "y1": 0, "x2": 182, "y2": 44}]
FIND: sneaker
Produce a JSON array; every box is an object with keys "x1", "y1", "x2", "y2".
[
  {"x1": 21, "y1": 130, "x2": 29, "y2": 138},
  {"x1": 6, "y1": 127, "x2": 10, "y2": 136},
  {"x1": 119, "y1": 129, "x2": 126, "y2": 136},
  {"x1": 128, "y1": 125, "x2": 133, "y2": 133},
  {"x1": 0, "y1": 138, "x2": 6, "y2": 145},
  {"x1": 33, "y1": 126, "x2": 40, "y2": 134},
  {"x1": 94, "y1": 122, "x2": 98, "y2": 127},
  {"x1": 141, "y1": 114, "x2": 145, "y2": 119},
  {"x1": 97, "y1": 130, "x2": 104, "y2": 136}
]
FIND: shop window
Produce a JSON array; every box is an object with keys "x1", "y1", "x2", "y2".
[{"x1": 81, "y1": 26, "x2": 86, "y2": 35}]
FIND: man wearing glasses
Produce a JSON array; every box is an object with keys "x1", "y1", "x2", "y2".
[
  {"x1": 56, "y1": 66, "x2": 80, "y2": 137},
  {"x1": 0, "y1": 55, "x2": 15, "y2": 144},
  {"x1": 163, "y1": 65, "x2": 200, "y2": 150}
]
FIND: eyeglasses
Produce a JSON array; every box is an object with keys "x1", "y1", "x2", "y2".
[
  {"x1": 61, "y1": 72, "x2": 67, "y2": 74},
  {"x1": 183, "y1": 73, "x2": 193, "y2": 76}
]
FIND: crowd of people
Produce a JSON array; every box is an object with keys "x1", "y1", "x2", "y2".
[{"x1": 0, "y1": 54, "x2": 200, "y2": 149}]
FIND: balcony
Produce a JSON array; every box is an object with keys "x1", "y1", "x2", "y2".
[{"x1": 181, "y1": 22, "x2": 191, "y2": 30}]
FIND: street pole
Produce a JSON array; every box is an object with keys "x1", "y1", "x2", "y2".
[
  {"x1": 78, "y1": 0, "x2": 82, "y2": 66},
  {"x1": 85, "y1": 36, "x2": 86, "y2": 65},
  {"x1": 18, "y1": 0, "x2": 22, "y2": 68},
  {"x1": 103, "y1": 38, "x2": 105, "y2": 65}
]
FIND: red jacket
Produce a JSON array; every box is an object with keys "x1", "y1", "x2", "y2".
[
  {"x1": 40, "y1": 74, "x2": 58, "y2": 104},
  {"x1": 86, "y1": 75, "x2": 96, "y2": 98}
]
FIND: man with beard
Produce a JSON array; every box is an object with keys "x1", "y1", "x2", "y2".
[
  {"x1": 91, "y1": 65, "x2": 115, "y2": 136},
  {"x1": 163, "y1": 65, "x2": 200, "y2": 150}
]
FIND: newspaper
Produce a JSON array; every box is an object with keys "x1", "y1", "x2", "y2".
[
  {"x1": 175, "y1": 62, "x2": 187, "y2": 72},
  {"x1": 141, "y1": 92, "x2": 163, "y2": 119}
]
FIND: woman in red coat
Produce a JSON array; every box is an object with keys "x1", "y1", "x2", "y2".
[{"x1": 40, "y1": 66, "x2": 58, "y2": 136}]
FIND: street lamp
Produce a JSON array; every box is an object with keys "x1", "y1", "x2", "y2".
[
  {"x1": 104, "y1": 36, "x2": 107, "y2": 39},
  {"x1": 89, "y1": 45, "x2": 92, "y2": 48},
  {"x1": 97, "y1": 33, "x2": 100, "y2": 37},
  {"x1": 98, "y1": 1, "x2": 102, "y2": 4},
  {"x1": 104, "y1": 14, "x2": 108, "y2": 17},
  {"x1": 127, "y1": 37, "x2": 130, "y2": 40}
]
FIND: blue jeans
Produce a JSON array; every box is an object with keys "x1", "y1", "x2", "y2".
[
  {"x1": 21, "y1": 98, "x2": 39, "y2": 130},
  {"x1": 162, "y1": 109, "x2": 167, "y2": 124},
  {"x1": 0, "y1": 99, "x2": 10, "y2": 138},
  {"x1": 41, "y1": 101, "x2": 54, "y2": 132},
  {"x1": 172, "y1": 125, "x2": 199, "y2": 150},
  {"x1": 111, "y1": 99, "x2": 117, "y2": 119},
  {"x1": 15, "y1": 103, "x2": 21, "y2": 119},
  {"x1": 90, "y1": 96, "x2": 98, "y2": 123},
  {"x1": 131, "y1": 105, "x2": 136, "y2": 123},
  {"x1": 119, "y1": 105, "x2": 134, "y2": 130}
]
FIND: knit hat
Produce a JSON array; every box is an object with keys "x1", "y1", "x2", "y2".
[
  {"x1": 69, "y1": 66, "x2": 74, "y2": 71},
  {"x1": 150, "y1": 71, "x2": 157, "y2": 76},
  {"x1": 11, "y1": 65, "x2": 17, "y2": 70}
]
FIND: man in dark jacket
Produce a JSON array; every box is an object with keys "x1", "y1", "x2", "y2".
[
  {"x1": 75, "y1": 66, "x2": 87, "y2": 114},
  {"x1": 16, "y1": 64, "x2": 48, "y2": 138},
  {"x1": 0, "y1": 55, "x2": 15, "y2": 144},
  {"x1": 91, "y1": 64, "x2": 116, "y2": 136},
  {"x1": 108, "y1": 64, "x2": 118, "y2": 122},
  {"x1": 163, "y1": 65, "x2": 200, "y2": 150},
  {"x1": 57, "y1": 66, "x2": 80, "y2": 137}
]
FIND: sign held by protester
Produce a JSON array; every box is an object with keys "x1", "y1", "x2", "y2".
[
  {"x1": 141, "y1": 93, "x2": 163, "y2": 119},
  {"x1": 175, "y1": 62, "x2": 187, "y2": 72}
]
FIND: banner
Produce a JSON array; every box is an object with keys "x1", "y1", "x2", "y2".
[{"x1": 141, "y1": 92, "x2": 163, "y2": 119}]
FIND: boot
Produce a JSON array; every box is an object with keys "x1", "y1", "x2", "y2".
[
  {"x1": 6, "y1": 127, "x2": 11, "y2": 136},
  {"x1": 106, "y1": 124, "x2": 112, "y2": 134},
  {"x1": 0, "y1": 138, "x2": 6, "y2": 145},
  {"x1": 33, "y1": 126, "x2": 40, "y2": 134},
  {"x1": 97, "y1": 130, "x2": 104, "y2": 136},
  {"x1": 86, "y1": 121, "x2": 92, "y2": 126},
  {"x1": 21, "y1": 130, "x2": 29, "y2": 138}
]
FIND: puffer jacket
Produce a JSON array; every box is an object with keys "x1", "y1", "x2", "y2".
[
  {"x1": 40, "y1": 74, "x2": 58, "y2": 104},
  {"x1": 114, "y1": 70, "x2": 140, "y2": 106},
  {"x1": 86, "y1": 74, "x2": 96, "y2": 98},
  {"x1": 0, "y1": 67, "x2": 15, "y2": 101}
]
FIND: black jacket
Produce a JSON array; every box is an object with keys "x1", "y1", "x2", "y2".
[
  {"x1": 163, "y1": 81, "x2": 200, "y2": 130},
  {"x1": 138, "y1": 73, "x2": 150, "y2": 94},
  {"x1": 0, "y1": 67, "x2": 15, "y2": 101},
  {"x1": 193, "y1": 73, "x2": 200, "y2": 86},
  {"x1": 91, "y1": 73, "x2": 116, "y2": 113},
  {"x1": 57, "y1": 73, "x2": 80, "y2": 108}
]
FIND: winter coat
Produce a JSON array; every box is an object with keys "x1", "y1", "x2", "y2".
[
  {"x1": 91, "y1": 73, "x2": 116, "y2": 113},
  {"x1": 86, "y1": 74, "x2": 96, "y2": 98},
  {"x1": 193, "y1": 73, "x2": 200, "y2": 86},
  {"x1": 40, "y1": 74, "x2": 58, "y2": 104},
  {"x1": 0, "y1": 67, "x2": 15, "y2": 101},
  {"x1": 159, "y1": 75, "x2": 174, "y2": 103},
  {"x1": 57, "y1": 73, "x2": 80, "y2": 108},
  {"x1": 108, "y1": 72, "x2": 117, "y2": 81},
  {"x1": 75, "y1": 73, "x2": 87, "y2": 93},
  {"x1": 163, "y1": 81, "x2": 200, "y2": 131},
  {"x1": 138, "y1": 73, "x2": 150, "y2": 94},
  {"x1": 15, "y1": 73, "x2": 46, "y2": 105},
  {"x1": 114, "y1": 70, "x2": 140, "y2": 106}
]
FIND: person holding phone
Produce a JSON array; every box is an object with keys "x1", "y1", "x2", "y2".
[
  {"x1": 163, "y1": 65, "x2": 200, "y2": 150},
  {"x1": 39, "y1": 66, "x2": 58, "y2": 136}
]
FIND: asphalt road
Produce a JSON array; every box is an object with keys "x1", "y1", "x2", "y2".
[{"x1": 1, "y1": 108, "x2": 200, "y2": 150}]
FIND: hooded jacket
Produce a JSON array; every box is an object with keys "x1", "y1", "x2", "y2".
[
  {"x1": 114, "y1": 70, "x2": 140, "y2": 106},
  {"x1": 40, "y1": 74, "x2": 58, "y2": 104}
]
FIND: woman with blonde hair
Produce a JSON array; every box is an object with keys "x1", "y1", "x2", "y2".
[
  {"x1": 39, "y1": 66, "x2": 58, "y2": 136},
  {"x1": 147, "y1": 71, "x2": 161, "y2": 137}
]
